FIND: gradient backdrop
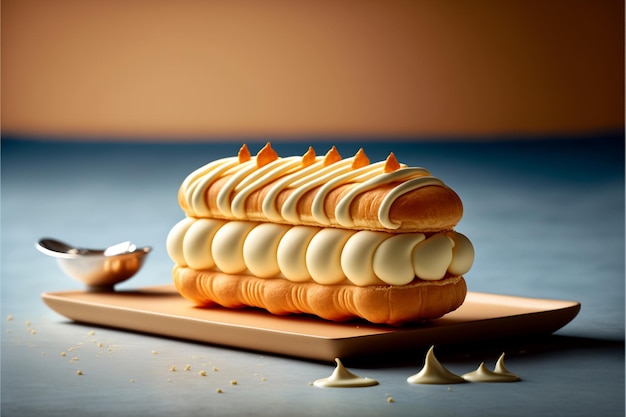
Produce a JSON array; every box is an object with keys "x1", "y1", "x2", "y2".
[{"x1": 2, "y1": 0, "x2": 624, "y2": 140}]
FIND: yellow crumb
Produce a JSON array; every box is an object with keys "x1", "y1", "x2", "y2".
[
  {"x1": 199, "y1": 370, "x2": 207, "y2": 377},
  {"x1": 88, "y1": 330, "x2": 95, "y2": 336},
  {"x1": 7, "y1": 315, "x2": 13, "y2": 321},
  {"x1": 170, "y1": 366, "x2": 177, "y2": 372},
  {"x1": 261, "y1": 377, "x2": 267, "y2": 382},
  {"x1": 151, "y1": 350, "x2": 158, "y2": 355},
  {"x1": 97, "y1": 342, "x2": 104, "y2": 348},
  {"x1": 216, "y1": 388, "x2": 223, "y2": 394},
  {"x1": 212, "y1": 366, "x2": 218, "y2": 372},
  {"x1": 184, "y1": 364, "x2": 191, "y2": 371},
  {"x1": 61, "y1": 352, "x2": 66, "y2": 357},
  {"x1": 230, "y1": 380, "x2": 238, "y2": 385},
  {"x1": 76, "y1": 370, "x2": 83, "y2": 376},
  {"x1": 130, "y1": 379, "x2": 135, "y2": 383},
  {"x1": 387, "y1": 397, "x2": 394, "y2": 403},
  {"x1": 25, "y1": 320, "x2": 31, "y2": 326},
  {"x1": 30, "y1": 330, "x2": 37, "y2": 335}
]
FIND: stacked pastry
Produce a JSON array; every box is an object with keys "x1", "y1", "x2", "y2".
[{"x1": 166, "y1": 143, "x2": 474, "y2": 325}]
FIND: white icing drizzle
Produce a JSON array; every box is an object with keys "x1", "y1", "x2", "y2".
[
  {"x1": 280, "y1": 158, "x2": 356, "y2": 223},
  {"x1": 262, "y1": 158, "x2": 325, "y2": 221},
  {"x1": 216, "y1": 160, "x2": 258, "y2": 218},
  {"x1": 334, "y1": 167, "x2": 433, "y2": 228},
  {"x1": 187, "y1": 158, "x2": 239, "y2": 217},
  {"x1": 378, "y1": 176, "x2": 445, "y2": 229},
  {"x1": 231, "y1": 157, "x2": 302, "y2": 219},
  {"x1": 311, "y1": 161, "x2": 389, "y2": 225},
  {"x1": 288, "y1": 157, "x2": 354, "y2": 189},
  {"x1": 407, "y1": 346, "x2": 466, "y2": 384},
  {"x1": 167, "y1": 218, "x2": 474, "y2": 285},
  {"x1": 216, "y1": 158, "x2": 257, "y2": 217},
  {"x1": 314, "y1": 358, "x2": 378, "y2": 388},
  {"x1": 178, "y1": 146, "x2": 449, "y2": 231}
]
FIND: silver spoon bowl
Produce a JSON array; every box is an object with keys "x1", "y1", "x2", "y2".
[{"x1": 37, "y1": 238, "x2": 151, "y2": 292}]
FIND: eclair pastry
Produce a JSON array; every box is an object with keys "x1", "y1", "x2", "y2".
[{"x1": 167, "y1": 143, "x2": 474, "y2": 324}]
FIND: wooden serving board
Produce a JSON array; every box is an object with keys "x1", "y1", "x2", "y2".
[{"x1": 42, "y1": 285, "x2": 580, "y2": 361}]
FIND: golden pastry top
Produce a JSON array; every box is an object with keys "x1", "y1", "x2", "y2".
[{"x1": 179, "y1": 143, "x2": 450, "y2": 231}]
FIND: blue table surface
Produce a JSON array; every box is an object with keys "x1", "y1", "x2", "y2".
[{"x1": 1, "y1": 135, "x2": 624, "y2": 417}]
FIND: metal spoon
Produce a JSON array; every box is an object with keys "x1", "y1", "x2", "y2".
[{"x1": 36, "y1": 238, "x2": 151, "y2": 292}]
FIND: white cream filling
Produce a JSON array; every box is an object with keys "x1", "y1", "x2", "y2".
[
  {"x1": 305, "y1": 228, "x2": 356, "y2": 285},
  {"x1": 168, "y1": 218, "x2": 474, "y2": 286},
  {"x1": 242, "y1": 223, "x2": 290, "y2": 278},
  {"x1": 372, "y1": 233, "x2": 427, "y2": 285},
  {"x1": 276, "y1": 226, "x2": 319, "y2": 282},
  {"x1": 447, "y1": 231, "x2": 475, "y2": 276},
  {"x1": 211, "y1": 221, "x2": 258, "y2": 274},
  {"x1": 183, "y1": 218, "x2": 227, "y2": 270},
  {"x1": 166, "y1": 217, "x2": 195, "y2": 266},
  {"x1": 340, "y1": 231, "x2": 389, "y2": 286}
]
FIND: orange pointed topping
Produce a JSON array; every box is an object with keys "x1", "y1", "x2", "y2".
[
  {"x1": 323, "y1": 146, "x2": 342, "y2": 166},
  {"x1": 352, "y1": 148, "x2": 369, "y2": 169},
  {"x1": 302, "y1": 146, "x2": 316, "y2": 168},
  {"x1": 256, "y1": 142, "x2": 279, "y2": 168},
  {"x1": 383, "y1": 152, "x2": 401, "y2": 173},
  {"x1": 238, "y1": 144, "x2": 251, "y2": 163}
]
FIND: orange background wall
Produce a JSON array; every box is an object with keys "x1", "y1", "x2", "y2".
[{"x1": 2, "y1": 0, "x2": 624, "y2": 139}]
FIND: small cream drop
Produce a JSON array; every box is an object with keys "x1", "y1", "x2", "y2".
[
  {"x1": 494, "y1": 353, "x2": 520, "y2": 380},
  {"x1": 462, "y1": 358, "x2": 520, "y2": 383},
  {"x1": 407, "y1": 346, "x2": 465, "y2": 384},
  {"x1": 313, "y1": 358, "x2": 379, "y2": 388}
]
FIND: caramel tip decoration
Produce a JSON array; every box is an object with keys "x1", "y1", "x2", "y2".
[
  {"x1": 256, "y1": 142, "x2": 279, "y2": 168},
  {"x1": 352, "y1": 148, "x2": 370, "y2": 169},
  {"x1": 238, "y1": 144, "x2": 251, "y2": 163},
  {"x1": 323, "y1": 146, "x2": 342, "y2": 166},
  {"x1": 383, "y1": 153, "x2": 401, "y2": 173},
  {"x1": 302, "y1": 146, "x2": 316, "y2": 168}
]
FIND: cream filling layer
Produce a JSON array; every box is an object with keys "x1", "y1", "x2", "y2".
[{"x1": 167, "y1": 218, "x2": 474, "y2": 286}]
